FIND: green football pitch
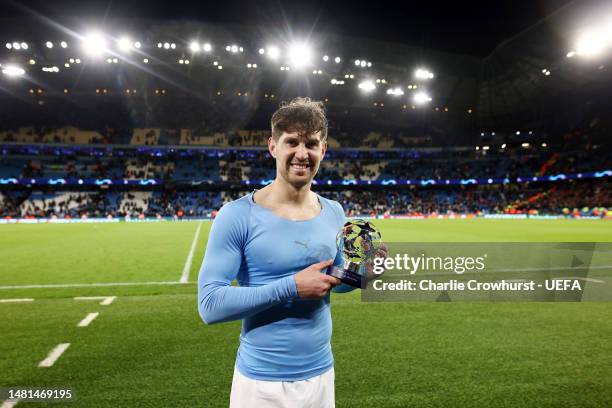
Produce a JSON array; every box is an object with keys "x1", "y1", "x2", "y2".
[{"x1": 1, "y1": 219, "x2": 611, "y2": 407}]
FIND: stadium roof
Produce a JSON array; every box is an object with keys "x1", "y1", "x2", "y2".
[
  {"x1": 1, "y1": 0, "x2": 577, "y2": 57},
  {"x1": 1, "y1": 0, "x2": 611, "y2": 139}
]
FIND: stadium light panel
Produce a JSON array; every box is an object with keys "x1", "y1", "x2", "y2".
[
  {"x1": 386, "y1": 87, "x2": 404, "y2": 96},
  {"x1": 334, "y1": 56, "x2": 341, "y2": 63},
  {"x1": 413, "y1": 91, "x2": 432, "y2": 104},
  {"x1": 355, "y1": 59, "x2": 361, "y2": 66},
  {"x1": 415, "y1": 68, "x2": 434, "y2": 79},
  {"x1": 82, "y1": 32, "x2": 107, "y2": 57},
  {"x1": 60, "y1": 41, "x2": 68, "y2": 48},
  {"x1": 2, "y1": 65, "x2": 25, "y2": 77},
  {"x1": 46, "y1": 41, "x2": 53, "y2": 48},
  {"x1": 358, "y1": 80, "x2": 376, "y2": 92},
  {"x1": 288, "y1": 43, "x2": 312, "y2": 68},
  {"x1": 5, "y1": 42, "x2": 11, "y2": 49},
  {"x1": 118, "y1": 37, "x2": 132, "y2": 52},
  {"x1": 267, "y1": 46, "x2": 280, "y2": 59},
  {"x1": 190, "y1": 42, "x2": 200, "y2": 52},
  {"x1": 13, "y1": 42, "x2": 21, "y2": 50},
  {"x1": 21, "y1": 42, "x2": 28, "y2": 49},
  {"x1": 575, "y1": 29, "x2": 607, "y2": 57}
]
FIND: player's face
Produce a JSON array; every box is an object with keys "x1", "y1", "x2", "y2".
[{"x1": 269, "y1": 131, "x2": 327, "y2": 188}]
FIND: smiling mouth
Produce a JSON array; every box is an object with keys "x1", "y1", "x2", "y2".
[{"x1": 290, "y1": 163, "x2": 311, "y2": 170}]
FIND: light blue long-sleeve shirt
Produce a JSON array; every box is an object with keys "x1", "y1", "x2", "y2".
[{"x1": 197, "y1": 191, "x2": 353, "y2": 381}]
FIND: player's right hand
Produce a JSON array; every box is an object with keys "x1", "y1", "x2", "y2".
[{"x1": 294, "y1": 260, "x2": 341, "y2": 299}]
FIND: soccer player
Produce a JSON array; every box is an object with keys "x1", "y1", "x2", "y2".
[{"x1": 197, "y1": 97, "x2": 355, "y2": 407}]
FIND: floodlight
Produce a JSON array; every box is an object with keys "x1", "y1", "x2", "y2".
[
  {"x1": 323, "y1": 55, "x2": 329, "y2": 61},
  {"x1": 288, "y1": 43, "x2": 312, "y2": 68},
  {"x1": 334, "y1": 56, "x2": 341, "y2": 63},
  {"x1": 358, "y1": 80, "x2": 376, "y2": 92},
  {"x1": 60, "y1": 41, "x2": 68, "y2": 48},
  {"x1": 45, "y1": 41, "x2": 53, "y2": 48},
  {"x1": 190, "y1": 42, "x2": 200, "y2": 52},
  {"x1": 267, "y1": 45, "x2": 280, "y2": 60},
  {"x1": 575, "y1": 29, "x2": 607, "y2": 57},
  {"x1": 413, "y1": 91, "x2": 432, "y2": 104},
  {"x1": 203, "y1": 43, "x2": 212, "y2": 52},
  {"x1": 386, "y1": 87, "x2": 404, "y2": 96},
  {"x1": 118, "y1": 37, "x2": 132, "y2": 52},
  {"x1": 2, "y1": 65, "x2": 25, "y2": 77},
  {"x1": 415, "y1": 68, "x2": 434, "y2": 79},
  {"x1": 82, "y1": 32, "x2": 107, "y2": 57}
]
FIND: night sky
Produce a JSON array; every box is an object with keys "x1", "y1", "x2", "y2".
[{"x1": 0, "y1": 0, "x2": 577, "y2": 56}]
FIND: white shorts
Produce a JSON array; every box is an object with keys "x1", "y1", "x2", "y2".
[{"x1": 229, "y1": 366, "x2": 335, "y2": 408}]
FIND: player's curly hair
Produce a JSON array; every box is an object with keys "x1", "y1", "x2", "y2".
[{"x1": 271, "y1": 97, "x2": 328, "y2": 141}]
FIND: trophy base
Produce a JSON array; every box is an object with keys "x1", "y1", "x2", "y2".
[{"x1": 327, "y1": 265, "x2": 367, "y2": 289}]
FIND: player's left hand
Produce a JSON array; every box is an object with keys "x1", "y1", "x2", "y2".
[{"x1": 364, "y1": 244, "x2": 389, "y2": 282}]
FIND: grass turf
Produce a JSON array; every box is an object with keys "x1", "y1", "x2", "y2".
[{"x1": 1, "y1": 219, "x2": 611, "y2": 407}]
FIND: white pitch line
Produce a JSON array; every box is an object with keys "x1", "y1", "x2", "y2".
[
  {"x1": 0, "y1": 281, "x2": 187, "y2": 290},
  {"x1": 180, "y1": 221, "x2": 203, "y2": 283},
  {"x1": 77, "y1": 312, "x2": 99, "y2": 327},
  {"x1": 0, "y1": 298, "x2": 34, "y2": 303},
  {"x1": 1, "y1": 399, "x2": 20, "y2": 408},
  {"x1": 74, "y1": 296, "x2": 115, "y2": 305},
  {"x1": 38, "y1": 343, "x2": 70, "y2": 368},
  {"x1": 101, "y1": 296, "x2": 116, "y2": 305}
]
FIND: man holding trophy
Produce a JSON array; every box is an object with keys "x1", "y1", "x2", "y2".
[{"x1": 197, "y1": 97, "x2": 385, "y2": 408}]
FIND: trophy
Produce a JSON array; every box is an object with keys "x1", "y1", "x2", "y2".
[{"x1": 327, "y1": 219, "x2": 383, "y2": 289}]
